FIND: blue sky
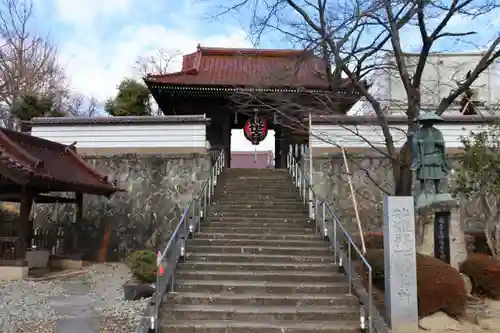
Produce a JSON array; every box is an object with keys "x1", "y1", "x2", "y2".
[
  {"x1": 32, "y1": 0, "x2": 255, "y2": 101},
  {"x1": 31, "y1": 0, "x2": 499, "y2": 102}
]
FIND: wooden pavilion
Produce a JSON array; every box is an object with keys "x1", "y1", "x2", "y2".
[
  {"x1": 0, "y1": 127, "x2": 121, "y2": 276},
  {"x1": 143, "y1": 45, "x2": 362, "y2": 168}
]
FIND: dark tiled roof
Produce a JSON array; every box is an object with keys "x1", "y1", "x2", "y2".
[
  {"x1": 144, "y1": 46, "x2": 337, "y2": 90},
  {"x1": 28, "y1": 115, "x2": 211, "y2": 126},
  {"x1": 0, "y1": 128, "x2": 121, "y2": 195}
]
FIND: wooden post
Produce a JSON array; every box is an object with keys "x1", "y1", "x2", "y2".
[
  {"x1": 17, "y1": 187, "x2": 33, "y2": 265},
  {"x1": 73, "y1": 192, "x2": 83, "y2": 252}
]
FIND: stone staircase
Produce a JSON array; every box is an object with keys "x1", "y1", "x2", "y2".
[{"x1": 160, "y1": 168, "x2": 361, "y2": 333}]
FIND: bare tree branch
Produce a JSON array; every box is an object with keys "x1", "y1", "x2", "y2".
[
  {"x1": 0, "y1": 0, "x2": 67, "y2": 128},
  {"x1": 134, "y1": 48, "x2": 181, "y2": 76}
]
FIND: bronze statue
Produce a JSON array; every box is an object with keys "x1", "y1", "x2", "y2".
[{"x1": 411, "y1": 111, "x2": 455, "y2": 210}]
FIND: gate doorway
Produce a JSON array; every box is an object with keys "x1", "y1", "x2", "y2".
[{"x1": 230, "y1": 129, "x2": 275, "y2": 169}]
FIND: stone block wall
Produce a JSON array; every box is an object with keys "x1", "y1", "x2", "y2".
[
  {"x1": 311, "y1": 153, "x2": 484, "y2": 234},
  {"x1": 34, "y1": 153, "x2": 211, "y2": 260}
]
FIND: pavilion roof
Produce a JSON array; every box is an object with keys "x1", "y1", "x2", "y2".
[
  {"x1": 0, "y1": 128, "x2": 121, "y2": 195},
  {"x1": 144, "y1": 46, "x2": 347, "y2": 91}
]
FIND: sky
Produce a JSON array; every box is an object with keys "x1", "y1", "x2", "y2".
[
  {"x1": 32, "y1": 0, "x2": 499, "y2": 102},
  {"x1": 34, "y1": 0, "x2": 255, "y2": 101},
  {"x1": 30, "y1": 0, "x2": 499, "y2": 154}
]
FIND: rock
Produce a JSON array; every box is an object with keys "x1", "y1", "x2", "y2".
[
  {"x1": 419, "y1": 312, "x2": 461, "y2": 331},
  {"x1": 123, "y1": 281, "x2": 155, "y2": 301},
  {"x1": 1, "y1": 263, "x2": 151, "y2": 332},
  {"x1": 419, "y1": 312, "x2": 486, "y2": 332},
  {"x1": 461, "y1": 273, "x2": 473, "y2": 294}
]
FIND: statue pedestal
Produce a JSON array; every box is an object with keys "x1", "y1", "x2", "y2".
[{"x1": 417, "y1": 202, "x2": 467, "y2": 269}]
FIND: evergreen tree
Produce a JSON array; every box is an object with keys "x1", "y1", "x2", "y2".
[
  {"x1": 11, "y1": 93, "x2": 66, "y2": 121},
  {"x1": 105, "y1": 79, "x2": 152, "y2": 116}
]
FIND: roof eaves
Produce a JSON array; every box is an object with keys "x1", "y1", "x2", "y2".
[{"x1": 65, "y1": 145, "x2": 115, "y2": 188}]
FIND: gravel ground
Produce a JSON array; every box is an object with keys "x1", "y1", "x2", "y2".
[{"x1": 0, "y1": 263, "x2": 151, "y2": 333}]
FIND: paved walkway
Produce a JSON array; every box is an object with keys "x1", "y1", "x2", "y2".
[{"x1": 48, "y1": 278, "x2": 101, "y2": 333}]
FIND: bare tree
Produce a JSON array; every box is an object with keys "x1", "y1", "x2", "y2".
[
  {"x1": 213, "y1": 0, "x2": 500, "y2": 197},
  {"x1": 0, "y1": 0, "x2": 67, "y2": 128},
  {"x1": 65, "y1": 93, "x2": 99, "y2": 117},
  {"x1": 134, "y1": 48, "x2": 182, "y2": 76}
]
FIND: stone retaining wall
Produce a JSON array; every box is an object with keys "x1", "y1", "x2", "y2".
[
  {"x1": 34, "y1": 153, "x2": 211, "y2": 260},
  {"x1": 311, "y1": 153, "x2": 483, "y2": 234}
]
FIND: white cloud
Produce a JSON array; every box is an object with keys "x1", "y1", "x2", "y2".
[
  {"x1": 51, "y1": 0, "x2": 252, "y2": 101},
  {"x1": 58, "y1": 24, "x2": 251, "y2": 101}
]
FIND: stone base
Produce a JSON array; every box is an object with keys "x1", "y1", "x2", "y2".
[
  {"x1": 0, "y1": 265, "x2": 28, "y2": 280},
  {"x1": 26, "y1": 249, "x2": 51, "y2": 269},
  {"x1": 50, "y1": 259, "x2": 84, "y2": 270}
]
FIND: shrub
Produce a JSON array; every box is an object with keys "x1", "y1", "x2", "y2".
[
  {"x1": 349, "y1": 232, "x2": 384, "y2": 251},
  {"x1": 464, "y1": 231, "x2": 491, "y2": 255},
  {"x1": 362, "y1": 249, "x2": 467, "y2": 319},
  {"x1": 460, "y1": 253, "x2": 500, "y2": 299},
  {"x1": 124, "y1": 250, "x2": 157, "y2": 283}
]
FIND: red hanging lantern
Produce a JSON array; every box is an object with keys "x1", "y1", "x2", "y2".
[{"x1": 244, "y1": 115, "x2": 268, "y2": 145}]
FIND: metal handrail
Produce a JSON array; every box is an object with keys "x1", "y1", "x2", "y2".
[
  {"x1": 152, "y1": 149, "x2": 225, "y2": 332},
  {"x1": 286, "y1": 150, "x2": 381, "y2": 333}
]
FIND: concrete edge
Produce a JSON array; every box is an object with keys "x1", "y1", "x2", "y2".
[
  {"x1": 134, "y1": 294, "x2": 157, "y2": 333},
  {"x1": 26, "y1": 269, "x2": 89, "y2": 282},
  {"x1": 340, "y1": 252, "x2": 391, "y2": 333}
]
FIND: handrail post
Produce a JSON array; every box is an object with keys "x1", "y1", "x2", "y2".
[
  {"x1": 154, "y1": 150, "x2": 225, "y2": 332},
  {"x1": 333, "y1": 221, "x2": 337, "y2": 263},
  {"x1": 322, "y1": 201, "x2": 326, "y2": 238},
  {"x1": 208, "y1": 176, "x2": 212, "y2": 205},
  {"x1": 348, "y1": 241, "x2": 352, "y2": 295}
]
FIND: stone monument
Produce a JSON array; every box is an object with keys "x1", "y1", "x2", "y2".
[
  {"x1": 383, "y1": 196, "x2": 418, "y2": 332},
  {"x1": 410, "y1": 111, "x2": 464, "y2": 266}
]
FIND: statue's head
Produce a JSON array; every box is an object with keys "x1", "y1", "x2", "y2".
[{"x1": 414, "y1": 111, "x2": 444, "y2": 127}]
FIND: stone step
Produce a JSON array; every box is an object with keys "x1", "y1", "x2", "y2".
[
  {"x1": 204, "y1": 219, "x2": 310, "y2": 226},
  {"x1": 188, "y1": 245, "x2": 330, "y2": 256},
  {"x1": 221, "y1": 176, "x2": 293, "y2": 181},
  {"x1": 189, "y1": 238, "x2": 323, "y2": 247},
  {"x1": 208, "y1": 206, "x2": 309, "y2": 213},
  {"x1": 174, "y1": 280, "x2": 349, "y2": 294},
  {"x1": 195, "y1": 232, "x2": 320, "y2": 241},
  {"x1": 160, "y1": 320, "x2": 360, "y2": 333},
  {"x1": 223, "y1": 173, "x2": 291, "y2": 178},
  {"x1": 177, "y1": 270, "x2": 343, "y2": 283},
  {"x1": 218, "y1": 187, "x2": 298, "y2": 192},
  {"x1": 217, "y1": 192, "x2": 301, "y2": 197},
  {"x1": 187, "y1": 252, "x2": 332, "y2": 264},
  {"x1": 163, "y1": 304, "x2": 359, "y2": 322},
  {"x1": 179, "y1": 261, "x2": 338, "y2": 273},
  {"x1": 219, "y1": 180, "x2": 294, "y2": 185},
  {"x1": 207, "y1": 211, "x2": 309, "y2": 218},
  {"x1": 167, "y1": 292, "x2": 360, "y2": 307},
  {"x1": 201, "y1": 226, "x2": 316, "y2": 235},
  {"x1": 213, "y1": 200, "x2": 305, "y2": 206}
]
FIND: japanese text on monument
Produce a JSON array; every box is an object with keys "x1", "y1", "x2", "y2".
[{"x1": 390, "y1": 207, "x2": 414, "y2": 305}]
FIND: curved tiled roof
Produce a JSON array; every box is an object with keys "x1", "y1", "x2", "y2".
[
  {"x1": 0, "y1": 128, "x2": 121, "y2": 195},
  {"x1": 144, "y1": 46, "x2": 338, "y2": 90}
]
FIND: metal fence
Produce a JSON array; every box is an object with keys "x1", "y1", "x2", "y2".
[
  {"x1": 150, "y1": 149, "x2": 226, "y2": 332},
  {"x1": 287, "y1": 149, "x2": 389, "y2": 333}
]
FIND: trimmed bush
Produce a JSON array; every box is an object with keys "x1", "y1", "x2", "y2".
[
  {"x1": 464, "y1": 231, "x2": 491, "y2": 255},
  {"x1": 124, "y1": 250, "x2": 157, "y2": 283},
  {"x1": 460, "y1": 253, "x2": 500, "y2": 299},
  {"x1": 362, "y1": 249, "x2": 467, "y2": 319}
]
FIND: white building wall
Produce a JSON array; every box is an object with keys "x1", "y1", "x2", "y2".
[
  {"x1": 311, "y1": 122, "x2": 489, "y2": 149},
  {"x1": 31, "y1": 123, "x2": 207, "y2": 149},
  {"x1": 373, "y1": 53, "x2": 500, "y2": 113}
]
